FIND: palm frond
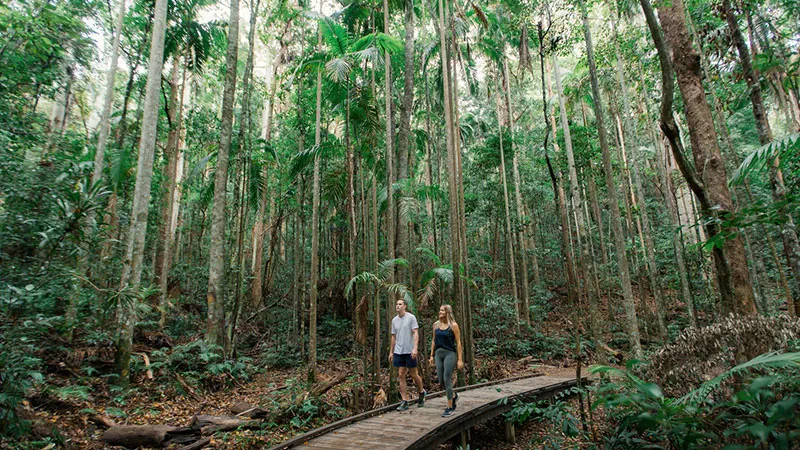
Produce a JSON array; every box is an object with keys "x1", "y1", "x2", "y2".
[
  {"x1": 345, "y1": 271, "x2": 381, "y2": 298},
  {"x1": 417, "y1": 266, "x2": 454, "y2": 311},
  {"x1": 319, "y1": 17, "x2": 351, "y2": 56},
  {"x1": 375, "y1": 32, "x2": 403, "y2": 55},
  {"x1": 377, "y1": 258, "x2": 410, "y2": 278},
  {"x1": 398, "y1": 196, "x2": 420, "y2": 225},
  {"x1": 730, "y1": 134, "x2": 800, "y2": 185},
  {"x1": 415, "y1": 247, "x2": 442, "y2": 266},
  {"x1": 469, "y1": 1, "x2": 488, "y2": 29},
  {"x1": 385, "y1": 283, "x2": 415, "y2": 311},
  {"x1": 185, "y1": 151, "x2": 217, "y2": 183},
  {"x1": 325, "y1": 57, "x2": 351, "y2": 83},
  {"x1": 679, "y1": 351, "x2": 800, "y2": 406}
]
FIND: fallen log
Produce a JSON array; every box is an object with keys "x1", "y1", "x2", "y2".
[
  {"x1": 231, "y1": 402, "x2": 267, "y2": 419},
  {"x1": 190, "y1": 415, "x2": 262, "y2": 435},
  {"x1": 296, "y1": 373, "x2": 348, "y2": 405},
  {"x1": 101, "y1": 425, "x2": 195, "y2": 448}
]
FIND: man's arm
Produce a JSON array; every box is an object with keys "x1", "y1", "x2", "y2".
[
  {"x1": 411, "y1": 328, "x2": 419, "y2": 359},
  {"x1": 388, "y1": 334, "x2": 396, "y2": 363}
]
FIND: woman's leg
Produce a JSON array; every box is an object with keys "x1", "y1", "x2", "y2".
[
  {"x1": 435, "y1": 348, "x2": 446, "y2": 394},
  {"x1": 436, "y1": 348, "x2": 456, "y2": 408}
]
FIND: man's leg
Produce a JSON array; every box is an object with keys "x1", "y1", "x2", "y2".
[
  {"x1": 398, "y1": 366, "x2": 408, "y2": 401},
  {"x1": 409, "y1": 367, "x2": 424, "y2": 394}
]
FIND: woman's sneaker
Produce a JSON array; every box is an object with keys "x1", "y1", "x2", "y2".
[
  {"x1": 452, "y1": 393, "x2": 459, "y2": 410},
  {"x1": 441, "y1": 407, "x2": 455, "y2": 417},
  {"x1": 418, "y1": 391, "x2": 426, "y2": 407},
  {"x1": 396, "y1": 400, "x2": 409, "y2": 411}
]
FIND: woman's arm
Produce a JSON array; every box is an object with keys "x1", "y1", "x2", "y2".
[
  {"x1": 429, "y1": 322, "x2": 437, "y2": 362},
  {"x1": 453, "y1": 323, "x2": 464, "y2": 370}
]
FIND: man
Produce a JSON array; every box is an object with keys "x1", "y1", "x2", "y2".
[{"x1": 388, "y1": 298, "x2": 426, "y2": 410}]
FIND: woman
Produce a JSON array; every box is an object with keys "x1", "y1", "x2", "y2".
[{"x1": 428, "y1": 304, "x2": 464, "y2": 418}]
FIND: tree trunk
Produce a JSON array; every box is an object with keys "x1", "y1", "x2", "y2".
[
  {"x1": 496, "y1": 79, "x2": 520, "y2": 329},
  {"x1": 228, "y1": 0, "x2": 259, "y2": 350},
  {"x1": 648, "y1": 0, "x2": 757, "y2": 315},
  {"x1": 396, "y1": 0, "x2": 415, "y2": 279},
  {"x1": 155, "y1": 55, "x2": 185, "y2": 328},
  {"x1": 94, "y1": 0, "x2": 126, "y2": 187},
  {"x1": 503, "y1": 59, "x2": 530, "y2": 326},
  {"x1": 309, "y1": 2, "x2": 324, "y2": 382},
  {"x1": 206, "y1": 0, "x2": 239, "y2": 351},
  {"x1": 578, "y1": 0, "x2": 642, "y2": 356},
  {"x1": 424, "y1": 73, "x2": 438, "y2": 256},
  {"x1": 113, "y1": 0, "x2": 168, "y2": 386},
  {"x1": 382, "y1": 0, "x2": 398, "y2": 396},
  {"x1": 610, "y1": 15, "x2": 667, "y2": 341}
]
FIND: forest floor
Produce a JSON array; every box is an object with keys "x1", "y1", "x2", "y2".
[{"x1": 15, "y1": 351, "x2": 590, "y2": 449}]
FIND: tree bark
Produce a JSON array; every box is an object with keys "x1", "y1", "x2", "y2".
[
  {"x1": 396, "y1": 0, "x2": 415, "y2": 279},
  {"x1": 647, "y1": 0, "x2": 757, "y2": 315},
  {"x1": 113, "y1": 0, "x2": 168, "y2": 386},
  {"x1": 94, "y1": 0, "x2": 126, "y2": 186},
  {"x1": 496, "y1": 78, "x2": 520, "y2": 329},
  {"x1": 155, "y1": 55, "x2": 185, "y2": 328},
  {"x1": 610, "y1": 15, "x2": 667, "y2": 341},
  {"x1": 206, "y1": 0, "x2": 239, "y2": 351}
]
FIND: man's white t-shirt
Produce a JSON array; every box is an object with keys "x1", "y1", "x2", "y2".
[{"x1": 391, "y1": 313, "x2": 419, "y2": 354}]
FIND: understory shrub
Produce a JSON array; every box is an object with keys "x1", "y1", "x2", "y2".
[
  {"x1": 150, "y1": 340, "x2": 254, "y2": 391},
  {"x1": 592, "y1": 350, "x2": 800, "y2": 449}
]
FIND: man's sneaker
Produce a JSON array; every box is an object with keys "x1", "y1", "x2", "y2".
[
  {"x1": 418, "y1": 390, "x2": 427, "y2": 407},
  {"x1": 441, "y1": 407, "x2": 455, "y2": 417},
  {"x1": 396, "y1": 400, "x2": 409, "y2": 411},
  {"x1": 452, "y1": 393, "x2": 459, "y2": 410}
]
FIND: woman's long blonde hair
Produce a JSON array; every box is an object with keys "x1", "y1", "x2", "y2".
[{"x1": 438, "y1": 304, "x2": 457, "y2": 327}]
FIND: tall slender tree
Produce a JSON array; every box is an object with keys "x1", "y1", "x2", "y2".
[
  {"x1": 577, "y1": 0, "x2": 642, "y2": 356},
  {"x1": 206, "y1": 0, "x2": 240, "y2": 351},
  {"x1": 113, "y1": 0, "x2": 168, "y2": 386}
]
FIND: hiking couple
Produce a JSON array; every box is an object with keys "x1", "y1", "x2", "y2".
[{"x1": 389, "y1": 299, "x2": 464, "y2": 418}]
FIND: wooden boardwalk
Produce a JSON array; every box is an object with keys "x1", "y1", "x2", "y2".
[{"x1": 268, "y1": 375, "x2": 580, "y2": 450}]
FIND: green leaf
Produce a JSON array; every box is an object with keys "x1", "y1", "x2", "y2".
[
  {"x1": 639, "y1": 382, "x2": 664, "y2": 400},
  {"x1": 745, "y1": 423, "x2": 772, "y2": 443}
]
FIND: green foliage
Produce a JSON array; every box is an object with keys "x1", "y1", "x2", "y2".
[
  {"x1": 590, "y1": 350, "x2": 800, "y2": 448},
  {"x1": 0, "y1": 342, "x2": 43, "y2": 438},
  {"x1": 473, "y1": 292, "x2": 567, "y2": 359},
  {"x1": 506, "y1": 396, "x2": 582, "y2": 447},
  {"x1": 151, "y1": 341, "x2": 254, "y2": 392}
]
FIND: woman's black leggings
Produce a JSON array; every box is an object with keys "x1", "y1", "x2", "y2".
[{"x1": 435, "y1": 347, "x2": 457, "y2": 400}]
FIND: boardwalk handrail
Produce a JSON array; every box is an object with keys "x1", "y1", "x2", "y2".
[{"x1": 267, "y1": 373, "x2": 584, "y2": 450}]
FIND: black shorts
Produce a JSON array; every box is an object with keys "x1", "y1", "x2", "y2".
[{"x1": 393, "y1": 353, "x2": 418, "y2": 368}]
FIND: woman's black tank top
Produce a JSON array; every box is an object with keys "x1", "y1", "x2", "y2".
[{"x1": 434, "y1": 325, "x2": 456, "y2": 352}]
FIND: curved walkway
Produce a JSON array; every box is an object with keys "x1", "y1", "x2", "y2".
[{"x1": 268, "y1": 374, "x2": 581, "y2": 450}]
